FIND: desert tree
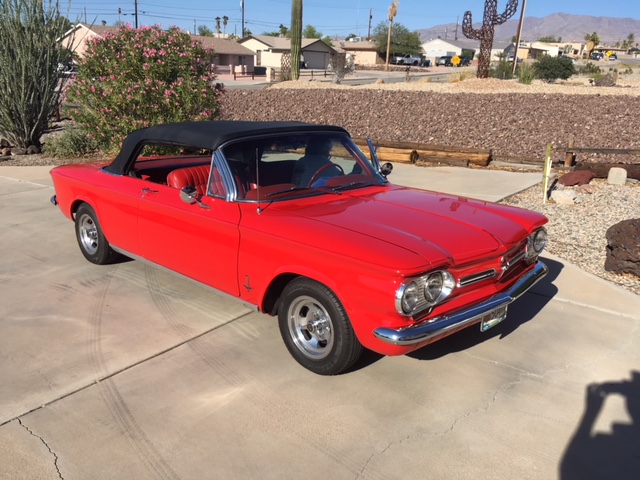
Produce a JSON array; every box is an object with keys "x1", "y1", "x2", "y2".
[{"x1": 0, "y1": 0, "x2": 74, "y2": 148}]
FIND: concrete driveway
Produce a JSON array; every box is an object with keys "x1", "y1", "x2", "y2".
[{"x1": 1, "y1": 166, "x2": 638, "y2": 479}]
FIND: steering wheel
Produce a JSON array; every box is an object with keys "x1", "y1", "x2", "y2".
[{"x1": 308, "y1": 163, "x2": 344, "y2": 186}]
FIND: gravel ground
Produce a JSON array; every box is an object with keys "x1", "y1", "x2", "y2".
[
  {"x1": 499, "y1": 179, "x2": 640, "y2": 295},
  {"x1": 222, "y1": 75, "x2": 640, "y2": 165},
  {"x1": 2, "y1": 73, "x2": 639, "y2": 294}
]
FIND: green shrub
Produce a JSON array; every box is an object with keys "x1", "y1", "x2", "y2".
[
  {"x1": 66, "y1": 25, "x2": 223, "y2": 153},
  {"x1": 43, "y1": 127, "x2": 98, "y2": 157},
  {"x1": 490, "y1": 59, "x2": 514, "y2": 80},
  {"x1": 533, "y1": 56, "x2": 576, "y2": 83},
  {"x1": 0, "y1": 1, "x2": 72, "y2": 148},
  {"x1": 516, "y1": 63, "x2": 535, "y2": 84},
  {"x1": 576, "y1": 61, "x2": 602, "y2": 75}
]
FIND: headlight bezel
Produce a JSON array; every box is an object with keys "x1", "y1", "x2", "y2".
[
  {"x1": 395, "y1": 270, "x2": 455, "y2": 317},
  {"x1": 525, "y1": 227, "x2": 547, "y2": 262}
]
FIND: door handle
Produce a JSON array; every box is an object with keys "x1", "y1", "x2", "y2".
[{"x1": 141, "y1": 187, "x2": 159, "y2": 197}]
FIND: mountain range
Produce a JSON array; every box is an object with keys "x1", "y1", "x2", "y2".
[{"x1": 417, "y1": 13, "x2": 640, "y2": 46}]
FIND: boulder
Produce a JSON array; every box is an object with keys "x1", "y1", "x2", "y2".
[
  {"x1": 607, "y1": 167, "x2": 627, "y2": 185},
  {"x1": 550, "y1": 189, "x2": 578, "y2": 205},
  {"x1": 558, "y1": 170, "x2": 596, "y2": 186},
  {"x1": 605, "y1": 219, "x2": 640, "y2": 278},
  {"x1": 0, "y1": 138, "x2": 9, "y2": 148},
  {"x1": 26, "y1": 145, "x2": 41, "y2": 155},
  {"x1": 593, "y1": 72, "x2": 618, "y2": 87}
]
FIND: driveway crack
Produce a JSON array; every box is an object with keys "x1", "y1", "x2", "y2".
[{"x1": 18, "y1": 419, "x2": 64, "y2": 480}]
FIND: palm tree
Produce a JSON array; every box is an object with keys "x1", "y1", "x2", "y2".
[{"x1": 223, "y1": 16, "x2": 228, "y2": 35}]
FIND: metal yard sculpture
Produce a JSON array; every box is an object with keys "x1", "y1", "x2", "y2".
[{"x1": 462, "y1": 0, "x2": 519, "y2": 78}]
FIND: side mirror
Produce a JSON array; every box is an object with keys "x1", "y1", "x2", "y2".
[
  {"x1": 380, "y1": 162, "x2": 393, "y2": 178},
  {"x1": 180, "y1": 185, "x2": 211, "y2": 209},
  {"x1": 180, "y1": 185, "x2": 198, "y2": 204}
]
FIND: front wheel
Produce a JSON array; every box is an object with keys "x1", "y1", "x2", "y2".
[
  {"x1": 278, "y1": 278, "x2": 363, "y2": 375},
  {"x1": 75, "y1": 203, "x2": 120, "y2": 265}
]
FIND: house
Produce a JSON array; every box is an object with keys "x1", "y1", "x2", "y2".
[
  {"x1": 60, "y1": 24, "x2": 256, "y2": 71},
  {"x1": 421, "y1": 38, "x2": 477, "y2": 61},
  {"x1": 528, "y1": 41, "x2": 561, "y2": 59},
  {"x1": 503, "y1": 43, "x2": 531, "y2": 61},
  {"x1": 60, "y1": 23, "x2": 120, "y2": 58},
  {"x1": 190, "y1": 35, "x2": 256, "y2": 71},
  {"x1": 338, "y1": 39, "x2": 382, "y2": 66},
  {"x1": 239, "y1": 35, "x2": 336, "y2": 69}
]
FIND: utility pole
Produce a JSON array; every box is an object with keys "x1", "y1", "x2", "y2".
[
  {"x1": 194, "y1": 19, "x2": 196, "y2": 35},
  {"x1": 241, "y1": 0, "x2": 245, "y2": 37},
  {"x1": 385, "y1": 1, "x2": 398, "y2": 71},
  {"x1": 134, "y1": 0, "x2": 139, "y2": 28},
  {"x1": 454, "y1": 16, "x2": 459, "y2": 40},
  {"x1": 511, "y1": 0, "x2": 527, "y2": 76},
  {"x1": 367, "y1": 8, "x2": 373, "y2": 40}
]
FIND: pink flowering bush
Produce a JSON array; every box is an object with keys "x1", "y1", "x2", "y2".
[{"x1": 66, "y1": 25, "x2": 223, "y2": 152}]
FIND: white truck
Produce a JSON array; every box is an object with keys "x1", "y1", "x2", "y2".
[{"x1": 391, "y1": 54, "x2": 423, "y2": 66}]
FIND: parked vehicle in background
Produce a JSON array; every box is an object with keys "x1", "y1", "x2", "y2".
[
  {"x1": 50, "y1": 121, "x2": 549, "y2": 376},
  {"x1": 391, "y1": 54, "x2": 423, "y2": 65},
  {"x1": 591, "y1": 52, "x2": 603, "y2": 60},
  {"x1": 437, "y1": 56, "x2": 453, "y2": 66}
]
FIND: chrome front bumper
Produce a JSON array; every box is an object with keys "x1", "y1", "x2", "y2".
[{"x1": 373, "y1": 261, "x2": 548, "y2": 346}]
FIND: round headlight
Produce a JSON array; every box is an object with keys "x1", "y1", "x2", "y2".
[
  {"x1": 532, "y1": 228, "x2": 547, "y2": 253},
  {"x1": 425, "y1": 272, "x2": 444, "y2": 303},
  {"x1": 424, "y1": 271, "x2": 455, "y2": 305},
  {"x1": 401, "y1": 281, "x2": 419, "y2": 314}
]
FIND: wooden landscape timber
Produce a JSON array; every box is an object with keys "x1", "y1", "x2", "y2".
[
  {"x1": 352, "y1": 138, "x2": 492, "y2": 167},
  {"x1": 555, "y1": 142, "x2": 640, "y2": 179},
  {"x1": 559, "y1": 145, "x2": 640, "y2": 167},
  {"x1": 574, "y1": 162, "x2": 640, "y2": 180}
]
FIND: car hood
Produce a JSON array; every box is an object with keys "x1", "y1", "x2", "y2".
[{"x1": 270, "y1": 185, "x2": 546, "y2": 269}]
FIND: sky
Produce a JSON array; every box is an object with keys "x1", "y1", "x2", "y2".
[{"x1": 66, "y1": 1, "x2": 640, "y2": 38}]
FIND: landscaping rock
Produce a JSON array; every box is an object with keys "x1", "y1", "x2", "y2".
[
  {"x1": 605, "y1": 219, "x2": 640, "y2": 278},
  {"x1": 593, "y1": 72, "x2": 618, "y2": 87},
  {"x1": 10, "y1": 147, "x2": 26, "y2": 156},
  {"x1": 26, "y1": 145, "x2": 40, "y2": 155},
  {"x1": 558, "y1": 170, "x2": 596, "y2": 186},
  {"x1": 550, "y1": 189, "x2": 578, "y2": 205},
  {"x1": 607, "y1": 167, "x2": 627, "y2": 185}
]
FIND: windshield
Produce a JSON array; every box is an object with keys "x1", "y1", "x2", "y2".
[{"x1": 220, "y1": 132, "x2": 387, "y2": 201}]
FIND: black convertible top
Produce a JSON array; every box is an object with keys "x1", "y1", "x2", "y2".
[{"x1": 104, "y1": 121, "x2": 349, "y2": 175}]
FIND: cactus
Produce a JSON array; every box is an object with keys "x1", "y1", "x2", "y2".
[
  {"x1": 462, "y1": 0, "x2": 519, "y2": 78},
  {"x1": 290, "y1": 0, "x2": 303, "y2": 80}
]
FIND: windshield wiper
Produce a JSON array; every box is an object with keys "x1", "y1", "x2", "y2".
[
  {"x1": 333, "y1": 180, "x2": 381, "y2": 191},
  {"x1": 264, "y1": 186, "x2": 342, "y2": 198}
]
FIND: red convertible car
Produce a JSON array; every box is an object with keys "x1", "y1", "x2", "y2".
[{"x1": 51, "y1": 121, "x2": 548, "y2": 375}]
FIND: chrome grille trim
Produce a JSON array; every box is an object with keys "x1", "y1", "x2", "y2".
[
  {"x1": 458, "y1": 269, "x2": 498, "y2": 287},
  {"x1": 502, "y1": 250, "x2": 526, "y2": 271}
]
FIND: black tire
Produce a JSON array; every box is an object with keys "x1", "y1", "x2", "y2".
[
  {"x1": 74, "y1": 203, "x2": 120, "y2": 265},
  {"x1": 278, "y1": 278, "x2": 363, "y2": 375}
]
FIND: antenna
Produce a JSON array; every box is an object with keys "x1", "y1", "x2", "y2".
[{"x1": 255, "y1": 147, "x2": 262, "y2": 214}]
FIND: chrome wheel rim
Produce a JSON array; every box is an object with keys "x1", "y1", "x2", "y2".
[
  {"x1": 78, "y1": 213, "x2": 99, "y2": 255},
  {"x1": 287, "y1": 295, "x2": 334, "y2": 360}
]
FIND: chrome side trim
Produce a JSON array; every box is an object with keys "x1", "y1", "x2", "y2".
[
  {"x1": 110, "y1": 246, "x2": 259, "y2": 312},
  {"x1": 373, "y1": 261, "x2": 548, "y2": 346}
]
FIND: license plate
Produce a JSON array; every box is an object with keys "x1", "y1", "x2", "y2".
[{"x1": 480, "y1": 305, "x2": 508, "y2": 332}]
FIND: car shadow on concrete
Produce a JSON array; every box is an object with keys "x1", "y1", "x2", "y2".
[{"x1": 406, "y1": 257, "x2": 563, "y2": 362}]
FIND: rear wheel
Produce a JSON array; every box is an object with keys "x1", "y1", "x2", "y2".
[
  {"x1": 278, "y1": 278, "x2": 363, "y2": 375},
  {"x1": 75, "y1": 203, "x2": 120, "y2": 265}
]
